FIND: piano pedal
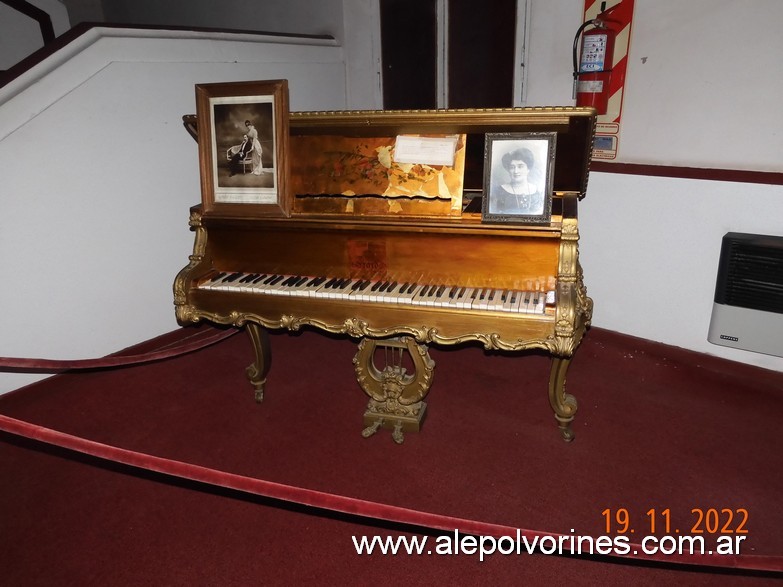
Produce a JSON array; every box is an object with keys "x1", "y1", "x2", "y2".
[{"x1": 361, "y1": 403, "x2": 427, "y2": 444}]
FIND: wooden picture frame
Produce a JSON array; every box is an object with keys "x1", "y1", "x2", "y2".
[
  {"x1": 195, "y1": 79, "x2": 290, "y2": 217},
  {"x1": 481, "y1": 132, "x2": 556, "y2": 225}
]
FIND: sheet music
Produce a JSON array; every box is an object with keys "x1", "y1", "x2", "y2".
[{"x1": 393, "y1": 135, "x2": 459, "y2": 167}]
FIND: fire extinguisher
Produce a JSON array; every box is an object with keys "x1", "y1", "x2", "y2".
[{"x1": 572, "y1": 2, "x2": 620, "y2": 115}]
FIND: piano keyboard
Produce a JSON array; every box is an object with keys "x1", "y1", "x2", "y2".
[{"x1": 198, "y1": 272, "x2": 556, "y2": 315}]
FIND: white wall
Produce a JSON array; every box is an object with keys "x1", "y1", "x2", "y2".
[
  {"x1": 621, "y1": 1, "x2": 783, "y2": 171},
  {"x1": 0, "y1": 28, "x2": 350, "y2": 394},
  {"x1": 0, "y1": 0, "x2": 70, "y2": 70}
]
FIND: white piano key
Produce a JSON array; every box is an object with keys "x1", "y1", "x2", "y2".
[
  {"x1": 534, "y1": 290, "x2": 545, "y2": 314},
  {"x1": 475, "y1": 288, "x2": 490, "y2": 311},
  {"x1": 398, "y1": 283, "x2": 423, "y2": 304},
  {"x1": 335, "y1": 278, "x2": 362, "y2": 299},
  {"x1": 501, "y1": 290, "x2": 518, "y2": 312},
  {"x1": 486, "y1": 289, "x2": 505, "y2": 311},
  {"x1": 441, "y1": 286, "x2": 463, "y2": 309},
  {"x1": 374, "y1": 281, "x2": 395, "y2": 303},
  {"x1": 454, "y1": 287, "x2": 473, "y2": 309},
  {"x1": 525, "y1": 291, "x2": 538, "y2": 313},
  {"x1": 433, "y1": 285, "x2": 453, "y2": 308},
  {"x1": 381, "y1": 282, "x2": 403, "y2": 304}
]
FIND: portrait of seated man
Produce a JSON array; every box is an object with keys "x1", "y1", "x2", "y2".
[{"x1": 227, "y1": 134, "x2": 253, "y2": 176}]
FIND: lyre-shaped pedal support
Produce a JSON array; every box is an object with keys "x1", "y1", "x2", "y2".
[{"x1": 353, "y1": 336, "x2": 435, "y2": 444}]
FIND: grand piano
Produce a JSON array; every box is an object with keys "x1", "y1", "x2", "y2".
[{"x1": 175, "y1": 98, "x2": 595, "y2": 442}]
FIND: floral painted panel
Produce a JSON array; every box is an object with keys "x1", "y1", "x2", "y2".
[{"x1": 289, "y1": 134, "x2": 466, "y2": 200}]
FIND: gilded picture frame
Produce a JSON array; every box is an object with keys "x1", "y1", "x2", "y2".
[
  {"x1": 481, "y1": 132, "x2": 556, "y2": 225},
  {"x1": 195, "y1": 79, "x2": 290, "y2": 217}
]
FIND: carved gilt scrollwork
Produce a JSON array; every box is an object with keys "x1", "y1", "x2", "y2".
[
  {"x1": 173, "y1": 208, "x2": 209, "y2": 316},
  {"x1": 175, "y1": 307, "x2": 566, "y2": 354}
]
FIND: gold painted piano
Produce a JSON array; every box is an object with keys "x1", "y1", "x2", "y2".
[{"x1": 175, "y1": 106, "x2": 595, "y2": 442}]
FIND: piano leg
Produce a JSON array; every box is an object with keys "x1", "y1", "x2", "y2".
[
  {"x1": 548, "y1": 356, "x2": 578, "y2": 442},
  {"x1": 245, "y1": 322, "x2": 271, "y2": 403}
]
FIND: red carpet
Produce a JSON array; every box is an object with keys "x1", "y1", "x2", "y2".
[{"x1": 1, "y1": 326, "x2": 782, "y2": 585}]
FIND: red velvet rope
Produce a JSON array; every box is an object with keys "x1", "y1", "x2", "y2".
[
  {"x1": 0, "y1": 413, "x2": 780, "y2": 575},
  {"x1": 0, "y1": 328, "x2": 238, "y2": 371}
]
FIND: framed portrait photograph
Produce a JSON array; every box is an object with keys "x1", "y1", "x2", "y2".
[
  {"x1": 195, "y1": 79, "x2": 290, "y2": 216},
  {"x1": 481, "y1": 132, "x2": 557, "y2": 224}
]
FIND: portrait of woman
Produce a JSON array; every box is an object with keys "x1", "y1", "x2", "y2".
[
  {"x1": 490, "y1": 147, "x2": 544, "y2": 215},
  {"x1": 482, "y1": 132, "x2": 556, "y2": 224},
  {"x1": 244, "y1": 119, "x2": 265, "y2": 175}
]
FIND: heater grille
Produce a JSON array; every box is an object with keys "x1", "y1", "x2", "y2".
[{"x1": 714, "y1": 233, "x2": 783, "y2": 315}]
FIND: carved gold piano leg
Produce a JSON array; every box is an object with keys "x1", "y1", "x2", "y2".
[
  {"x1": 245, "y1": 322, "x2": 271, "y2": 403},
  {"x1": 353, "y1": 336, "x2": 435, "y2": 444},
  {"x1": 548, "y1": 356, "x2": 578, "y2": 442}
]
